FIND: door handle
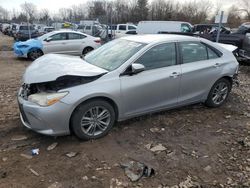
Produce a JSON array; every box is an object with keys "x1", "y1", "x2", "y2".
[
  {"x1": 170, "y1": 72, "x2": 180, "y2": 78},
  {"x1": 213, "y1": 63, "x2": 220, "y2": 68}
]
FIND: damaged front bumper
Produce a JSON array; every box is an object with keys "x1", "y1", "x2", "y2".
[{"x1": 18, "y1": 90, "x2": 72, "y2": 136}]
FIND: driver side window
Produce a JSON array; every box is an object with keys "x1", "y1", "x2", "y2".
[{"x1": 135, "y1": 43, "x2": 176, "y2": 70}]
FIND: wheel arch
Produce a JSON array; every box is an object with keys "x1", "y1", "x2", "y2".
[
  {"x1": 27, "y1": 47, "x2": 44, "y2": 55},
  {"x1": 69, "y1": 96, "x2": 119, "y2": 134}
]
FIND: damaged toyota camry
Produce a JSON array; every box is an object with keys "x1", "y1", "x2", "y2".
[{"x1": 18, "y1": 34, "x2": 239, "y2": 140}]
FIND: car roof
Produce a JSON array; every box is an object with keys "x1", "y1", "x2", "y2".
[
  {"x1": 50, "y1": 30, "x2": 86, "y2": 35},
  {"x1": 122, "y1": 34, "x2": 200, "y2": 44}
]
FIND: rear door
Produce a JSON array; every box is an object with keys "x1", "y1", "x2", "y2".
[
  {"x1": 43, "y1": 32, "x2": 68, "y2": 54},
  {"x1": 120, "y1": 42, "x2": 181, "y2": 116},
  {"x1": 179, "y1": 41, "x2": 223, "y2": 105},
  {"x1": 66, "y1": 33, "x2": 87, "y2": 55}
]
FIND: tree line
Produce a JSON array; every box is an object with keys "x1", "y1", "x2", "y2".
[{"x1": 0, "y1": 0, "x2": 249, "y2": 28}]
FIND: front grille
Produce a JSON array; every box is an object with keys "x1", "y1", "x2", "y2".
[{"x1": 20, "y1": 84, "x2": 30, "y2": 100}]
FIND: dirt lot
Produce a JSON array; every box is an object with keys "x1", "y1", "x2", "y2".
[{"x1": 0, "y1": 33, "x2": 250, "y2": 188}]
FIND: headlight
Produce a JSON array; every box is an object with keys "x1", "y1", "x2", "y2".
[
  {"x1": 28, "y1": 92, "x2": 68, "y2": 106},
  {"x1": 18, "y1": 45, "x2": 29, "y2": 48}
]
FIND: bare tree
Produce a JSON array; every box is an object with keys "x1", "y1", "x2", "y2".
[
  {"x1": 227, "y1": 6, "x2": 242, "y2": 28},
  {"x1": 0, "y1": 6, "x2": 9, "y2": 21},
  {"x1": 20, "y1": 2, "x2": 37, "y2": 22},
  {"x1": 39, "y1": 9, "x2": 50, "y2": 25},
  {"x1": 239, "y1": 0, "x2": 250, "y2": 20}
]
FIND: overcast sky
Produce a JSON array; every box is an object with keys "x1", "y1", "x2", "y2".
[{"x1": 0, "y1": 0, "x2": 237, "y2": 13}]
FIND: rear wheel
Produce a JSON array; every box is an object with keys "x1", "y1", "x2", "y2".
[
  {"x1": 28, "y1": 49, "x2": 43, "y2": 60},
  {"x1": 71, "y1": 100, "x2": 116, "y2": 140},
  {"x1": 82, "y1": 47, "x2": 94, "y2": 56},
  {"x1": 205, "y1": 78, "x2": 231, "y2": 107}
]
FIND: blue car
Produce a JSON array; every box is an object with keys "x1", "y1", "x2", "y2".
[
  {"x1": 13, "y1": 30, "x2": 101, "y2": 60},
  {"x1": 13, "y1": 38, "x2": 43, "y2": 60}
]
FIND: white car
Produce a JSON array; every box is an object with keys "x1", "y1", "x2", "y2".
[
  {"x1": 13, "y1": 30, "x2": 101, "y2": 60},
  {"x1": 109, "y1": 24, "x2": 137, "y2": 38}
]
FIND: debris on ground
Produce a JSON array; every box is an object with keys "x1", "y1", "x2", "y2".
[
  {"x1": 0, "y1": 171, "x2": 7, "y2": 179},
  {"x1": 31, "y1": 148, "x2": 40, "y2": 156},
  {"x1": 29, "y1": 168, "x2": 39, "y2": 176},
  {"x1": 121, "y1": 161, "x2": 155, "y2": 182},
  {"x1": 238, "y1": 137, "x2": 250, "y2": 147},
  {"x1": 47, "y1": 142, "x2": 58, "y2": 151},
  {"x1": 146, "y1": 143, "x2": 167, "y2": 153},
  {"x1": 203, "y1": 165, "x2": 212, "y2": 172},
  {"x1": 20, "y1": 153, "x2": 33, "y2": 159},
  {"x1": 110, "y1": 178, "x2": 129, "y2": 188},
  {"x1": 47, "y1": 182, "x2": 63, "y2": 188},
  {"x1": 150, "y1": 127, "x2": 165, "y2": 133},
  {"x1": 2, "y1": 157, "x2": 7, "y2": 162},
  {"x1": 11, "y1": 135, "x2": 27, "y2": 141},
  {"x1": 82, "y1": 176, "x2": 89, "y2": 181},
  {"x1": 65, "y1": 152, "x2": 78, "y2": 158}
]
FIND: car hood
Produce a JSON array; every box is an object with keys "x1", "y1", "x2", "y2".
[
  {"x1": 14, "y1": 38, "x2": 42, "y2": 48},
  {"x1": 23, "y1": 54, "x2": 108, "y2": 84}
]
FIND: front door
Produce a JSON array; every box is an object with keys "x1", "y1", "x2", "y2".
[{"x1": 120, "y1": 42, "x2": 181, "y2": 117}]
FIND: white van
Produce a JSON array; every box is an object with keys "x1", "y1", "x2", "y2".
[
  {"x1": 109, "y1": 24, "x2": 137, "y2": 38},
  {"x1": 136, "y1": 21, "x2": 193, "y2": 34}
]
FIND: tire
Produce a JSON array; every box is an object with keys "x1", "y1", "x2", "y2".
[
  {"x1": 82, "y1": 47, "x2": 94, "y2": 56},
  {"x1": 71, "y1": 100, "x2": 116, "y2": 140},
  {"x1": 205, "y1": 78, "x2": 232, "y2": 108},
  {"x1": 28, "y1": 49, "x2": 43, "y2": 61}
]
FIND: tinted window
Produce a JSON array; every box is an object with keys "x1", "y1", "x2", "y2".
[
  {"x1": 19, "y1": 26, "x2": 35, "y2": 30},
  {"x1": 85, "y1": 26, "x2": 91, "y2": 30},
  {"x1": 68, "y1": 33, "x2": 85, "y2": 40},
  {"x1": 128, "y1": 25, "x2": 136, "y2": 30},
  {"x1": 111, "y1": 25, "x2": 117, "y2": 30},
  {"x1": 180, "y1": 42, "x2": 207, "y2": 63},
  {"x1": 119, "y1": 25, "x2": 126, "y2": 30},
  {"x1": 50, "y1": 33, "x2": 67, "y2": 41},
  {"x1": 135, "y1": 43, "x2": 176, "y2": 70}
]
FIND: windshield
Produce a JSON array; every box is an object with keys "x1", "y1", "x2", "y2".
[
  {"x1": 20, "y1": 26, "x2": 34, "y2": 30},
  {"x1": 38, "y1": 32, "x2": 54, "y2": 41},
  {"x1": 84, "y1": 39, "x2": 146, "y2": 71}
]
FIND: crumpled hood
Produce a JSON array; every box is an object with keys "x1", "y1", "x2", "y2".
[
  {"x1": 23, "y1": 54, "x2": 108, "y2": 84},
  {"x1": 13, "y1": 38, "x2": 42, "y2": 48}
]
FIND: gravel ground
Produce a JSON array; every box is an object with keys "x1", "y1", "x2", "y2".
[{"x1": 0, "y1": 33, "x2": 250, "y2": 188}]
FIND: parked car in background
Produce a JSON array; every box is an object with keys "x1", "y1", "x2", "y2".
[
  {"x1": 137, "y1": 21, "x2": 193, "y2": 34},
  {"x1": 0, "y1": 23, "x2": 10, "y2": 33},
  {"x1": 39, "y1": 26, "x2": 55, "y2": 35},
  {"x1": 14, "y1": 25, "x2": 39, "y2": 41},
  {"x1": 18, "y1": 34, "x2": 238, "y2": 140},
  {"x1": 108, "y1": 24, "x2": 137, "y2": 38},
  {"x1": 13, "y1": 30, "x2": 101, "y2": 60},
  {"x1": 193, "y1": 24, "x2": 231, "y2": 34}
]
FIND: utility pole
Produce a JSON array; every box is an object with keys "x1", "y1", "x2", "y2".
[{"x1": 216, "y1": 11, "x2": 224, "y2": 43}]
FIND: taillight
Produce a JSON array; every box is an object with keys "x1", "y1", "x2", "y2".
[{"x1": 94, "y1": 39, "x2": 101, "y2": 43}]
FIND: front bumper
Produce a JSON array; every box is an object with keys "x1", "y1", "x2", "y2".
[
  {"x1": 14, "y1": 46, "x2": 27, "y2": 57},
  {"x1": 18, "y1": 94, "x2": 72, "y2": 136}
]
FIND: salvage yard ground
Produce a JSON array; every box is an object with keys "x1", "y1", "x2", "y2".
[{"x1": 0, "y1": 33, "x2": 250, "y2": 188}]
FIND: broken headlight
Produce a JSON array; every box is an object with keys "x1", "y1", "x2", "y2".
[{"x1": 28, "y1": 92, "x2": 68, "y2": 106}]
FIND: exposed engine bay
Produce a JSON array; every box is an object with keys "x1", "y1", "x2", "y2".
[{"x1": 20, "y1": 75, "x2": 103, "y2": 100}]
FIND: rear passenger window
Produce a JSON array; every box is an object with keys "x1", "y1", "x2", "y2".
[
  {"x1": 180, "y1": 42, "x2": 208, "y2": 63},
  {"x1": 135, "y1": 43, "x2": 176, "y2": 70},
  {"x1": 68, "y1": 33, "x2": 86, "y2": 40},
  {"x1": 207, "y1": 47, "x2": 220, "y2": 59}
]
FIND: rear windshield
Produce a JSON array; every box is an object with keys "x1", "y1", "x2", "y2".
[{"x1": 19, "y1": 26, "x2": 35, "y2": 30}]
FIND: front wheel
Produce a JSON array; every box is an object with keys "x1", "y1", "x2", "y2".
[
  {"x1": 205, "y1": 78, "x2": 232, "y2": 107},
  {"x1": 71, "y1": 100, "x2": 116, "y2": 140},
  {"x1": 28, "y1": 49, "x2": 43, "y2": 61}
]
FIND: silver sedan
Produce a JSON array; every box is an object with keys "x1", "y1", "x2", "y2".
[{"x1": 18, "y1": 34, "x2": 239, "y2": 140}]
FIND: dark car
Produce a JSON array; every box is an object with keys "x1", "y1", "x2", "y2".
[
  {"x1": 14, "y1": 25, "x2": 39, "y2": 41},
  {"x1": 234, "y1": 24, "x2": 250, "y2": 35},
  {"x1": 193, "y1": 24, "x2": 231, "y2": 34}
]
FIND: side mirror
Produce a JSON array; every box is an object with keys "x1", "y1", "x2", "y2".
[
  {"x1": 45, "y1": 37, "x2": 52, "y2": 42},
  {"x1": 131, "y1": 63, "x2": 145, "y2": 74}
]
